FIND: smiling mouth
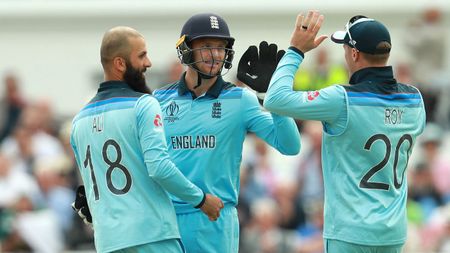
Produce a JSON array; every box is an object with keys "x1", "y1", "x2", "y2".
[{"x1": 204, "y1": 61, "x2": 221, "y2": 67}]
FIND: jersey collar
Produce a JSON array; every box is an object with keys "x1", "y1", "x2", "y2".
[
  {"x1": 98, "y1": 81, "x2": 130, "y2": 92},
  {"x1": 349, "y1": 66, "x2": 396, "y2": 85},
  {"x1": 177, "y1": 72, "x2": 226, "y2": 98}
]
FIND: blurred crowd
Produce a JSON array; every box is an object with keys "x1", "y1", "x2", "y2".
[{"x1": 1, "y1": 8, "x2": 449, "y2": 253}]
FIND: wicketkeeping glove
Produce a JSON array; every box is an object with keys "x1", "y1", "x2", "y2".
[
  {"x1": 237, "y1": 41, "x2": 285, "y2": 101},
  {"x1": 72, "y1": 185, "x2": 92, "y2": 226}
]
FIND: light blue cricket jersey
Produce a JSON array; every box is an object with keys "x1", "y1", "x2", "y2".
[
  {"x1": 153, "y1": 74, "x2": 301, "y2": 214},
  {"x1": 70, "y1": 81, "x2": 204, "y2": 253},
  {"x1": 265, "y1": 48, "x2": 426, "y2": 246}
]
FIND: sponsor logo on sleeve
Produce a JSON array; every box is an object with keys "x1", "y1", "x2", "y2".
[
  {"x1": 306, "y1": 91, "x2": 320, "y2": 101},
  {"x1": 153, "y1": 114, "x2": 163, "y2": 127}
]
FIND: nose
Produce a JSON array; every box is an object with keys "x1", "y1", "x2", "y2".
[
  {"x1": 145, "y1": 56, "x2": 152, "y2": 68},
  {"x1": 211, "y1": 48, "x2": 221, "y2": 58}
]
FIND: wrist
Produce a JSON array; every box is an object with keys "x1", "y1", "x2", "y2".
[
  {"x1": 288, "y1": 46, "x2": 305, "y2": 58},
  {"x1": 195, "y1": 192, "x2": 206, "y2": 208}
]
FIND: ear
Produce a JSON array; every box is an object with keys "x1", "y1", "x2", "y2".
[
  {"x1": 351, "y1": 48, "x2": 359, "y2": 62},
  {"x1": 113, "y1": 57, "x2": 126, "y2": 73}
]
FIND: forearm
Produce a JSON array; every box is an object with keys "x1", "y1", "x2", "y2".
[
  {"x1": 269, "y1": 113, "x2": 301, "y2": 155},
  {"x1": 146, "y1": 156, "x2": 204, "y2": 207},
  {"x1": 264, "y1": 48, "x2": 304, "y2": 118}
]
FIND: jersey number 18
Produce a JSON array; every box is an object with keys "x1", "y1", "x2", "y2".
[{"x1": 84, "y1": 139, "x2": 132, "y2": 200}]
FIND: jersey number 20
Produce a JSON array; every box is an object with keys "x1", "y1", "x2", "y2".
[
  {"x1": 360, "y1": 134, "x2": 412, "y2": 190},
  {"x1": 84, "y1": 139, "x2": 132, "y2": 200}
]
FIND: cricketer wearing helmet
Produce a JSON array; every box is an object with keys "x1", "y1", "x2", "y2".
[{"x1": 153, "y1": 13, "x2": 301, "y2": 253}]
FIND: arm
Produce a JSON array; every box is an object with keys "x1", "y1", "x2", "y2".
[
  {"x1": 264, "y1": 10, "x2": 345, "y2": 124},
  {"x1": 70, "y1": 132, "x2": 93, "y2": 225},
  {"x1": 264, "y1": 49, "x2": 346, "y2": 123},
  {"x1": 243, "y1": 90, "x2": 300, "y2": 155},
  {"x1": 136, "y1": 95, "x2": 223, "y2": 219}
]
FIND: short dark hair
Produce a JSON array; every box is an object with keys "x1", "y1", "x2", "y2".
[
  {"x1": 100, "y1": 27, "x2": 142, "y2": 68},
  {"x1": 361, "y1": 41, "x2": 390, "y2": 64}
]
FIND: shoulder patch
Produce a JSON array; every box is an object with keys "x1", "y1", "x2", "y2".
[
  {"x1": 153, "y1": 114, "x2": 163, "y2": 127},
  {"x1": 307, "y1": 91, "x2": 320, "y2": 101}
]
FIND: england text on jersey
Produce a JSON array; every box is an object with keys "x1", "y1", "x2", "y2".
[{"x1": 170, "y1": 135, "x2": 216, "y2": 149}]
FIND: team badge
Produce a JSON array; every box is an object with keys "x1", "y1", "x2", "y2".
[
  {"x1": 210, "y1": 16, "x2": 219, "y2": 29},
  {"x1": 153, "y1": 114, "x2": 163, "y2": 127},
  {"x1": 212, "y1": 101, "x2": 222, "y2": 119},
  {"x1": 307, "y1": 91, "x2": 320, "y2": 101}
]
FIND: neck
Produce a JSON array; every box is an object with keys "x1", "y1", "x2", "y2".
[
  {"x1": 350, "y1": 62, "x2": 384, "y2": 77},
  {"x1": 185, "y1": 68, "x2": 218, "y2": 97},
  {"x1": 104, "y1": 69, "x2": 124, "y2": 82}
]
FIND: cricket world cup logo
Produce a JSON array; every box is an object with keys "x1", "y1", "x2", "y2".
[{"x1": 165, "y1": 101, "x2": 180, "y2": 123}]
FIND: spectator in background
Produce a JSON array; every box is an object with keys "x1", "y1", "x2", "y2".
[
  {"x1": 293, "y1": 48, "x2": 347, "y2": 91},
  {"x1": 34, "y1": 99, "x2": 58, "y2": 136},
  {"x1": 165, "y1": 60, "x2": 185, "y2": 84},
  {"x1": 0, "y1": 73, "x2": 26, "y2": 142},
  {"x1": 404, "y1": 7, "x2": 449, "y2": 125},
  {"x1": 34, "y1": 156, "x2": 75, "y2": 238},
  {"x1": 295, "y1": 200, "x2": 324, "y2": 253},
  {"x1": 0, "y1": 103, "x2": 65, "y2": 174},
  {"x1": 240, "y1": 198, "x2": 297, "y2": 253},
  {"x1": 272, "y1": 178, "x2": 306, "y2": 231},
  {"x1": 405, "y1": 7, "x2": 447, "y2": 85},
  {"x1": 409, "y1": 163, "x2": 443, "y2": 221},
  {"x1": 57, "y1": 119, "x2": 84, "y2": 191},
  {"x1": 419, "y1": 123, "x2": 450, "y2": 203},
  {"x1": 0, "y1": 153, "x2": 64, "y2": 253},
  {"x1": 2, "y1": 124, "x2": 34, "y2": 173},
  {"x1": 395, "y1": 63, "x2": 413, "y2": 84},
  {"x1": 295, "y1": 120, "x2": 323, "y2": 208},
  {"x1": 241, "y1": 136, "x2": 279, "y2": 204},
  {"x1": 0, "y1": 153, "x2": 39, "y2": 214}
]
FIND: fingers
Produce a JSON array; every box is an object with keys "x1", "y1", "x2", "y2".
[
  {"x1": 206, "y1": 206, "x2": 221, "y2": 221},
  {"x1": 312, "y1": 14, "x2": 325, "y2": 33},
  {"x1": 302, "y1": 11, "x2": 314, "y2": 29},
  {"x1": 241, "y1": 45, "x2": 258, "y2": 61},
  {"x1": 201, "y1": 194, "x2": 224, "y2": 221},
  {"x1": 276, "y1": 50, "x2": 286, "y2": 63},
  {"x1": 238, "y1": 45, "x2": 258, "y2": 70},
  {"x1": 259, "y1": 41, "x2": 269, "y2": 61},
  {"x1": 295, "y1": 13, "x2": 305, "y2": 31},
  {"x1": 237, "y1": 45, "x2": 258, "y2": 84},
  {"x1": 208, "y1": 210, "x2": 220, "y2": 221},
  {"x1": 290, "y1": 10, "x2": 327, "y2": 53},
  {"x1": 315, "y1": 35, "x2": 328, "y2": 47},
  {"x1": 268, "y1": 43, "x2": 278, "y2": 62},
  {"x1": 301, "y1": 11, "x2": 321, "y2": 33}
]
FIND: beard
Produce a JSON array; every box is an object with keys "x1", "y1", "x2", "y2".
[{"x1": 123, "y1": 60, "x2": 151, "y2": 94}]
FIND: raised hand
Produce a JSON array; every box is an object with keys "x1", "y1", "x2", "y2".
[
  {"x1": 199, "y1": 194, "x2": 224, "y2": 221},
  {"x1": 237, "y1": 41, "x2": 285, "y2": 96},
  {"x1": 290, "y1": 10, "x2": 328, "y2": 53}
]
